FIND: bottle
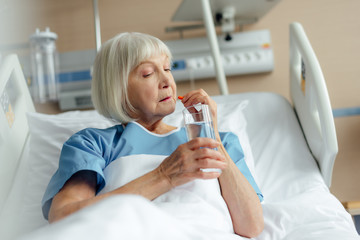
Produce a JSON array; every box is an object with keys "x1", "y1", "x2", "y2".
[{"x1": 29, "y1": 27, "x2": 59, "y2": 103}]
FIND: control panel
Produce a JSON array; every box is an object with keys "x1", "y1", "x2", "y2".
[{"x1": 167, "y1": 29, "x2": 274, "y2": 81}]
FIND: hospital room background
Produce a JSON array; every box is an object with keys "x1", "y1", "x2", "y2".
[{"x1": 0, "y1": 0, "x2": 359, "y2": 231}]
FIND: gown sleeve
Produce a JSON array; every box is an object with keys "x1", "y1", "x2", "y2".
[
  {"x1": 220, "y1": 132, "x2": 264, "y2": 202},
  {"x1": 41, "y1": 126, "x2": 122, "y2": 220}
]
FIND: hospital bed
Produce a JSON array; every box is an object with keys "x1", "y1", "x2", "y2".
[{"x1": 0, "y1": 22, "x2": 358, "y2": 239}]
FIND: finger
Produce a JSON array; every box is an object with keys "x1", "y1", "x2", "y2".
[
  {"x1": 188, "y1": 137, "x2": 220, "y2": 150},
  {"x1": 194, "y1": 170, "x2": 222, "y2": 179},
  {"x1": 182, "y1": 89, "x2": 208, "y2": 106},
  {"x1": 184, "y1": 95, "x2": 217, "y2": 119},
  {"x1": 194, "y1": 147, "x2": 225, "y2": 162},
  {"x1": 181, "y1": 89, "x2": 202, "y2": 103},
  {"x1": 197, "y1": 158, "x2": 227, "y2": 169},
  {"x1": 184, "y1": 95, "x2": 209, "y2": 108}
]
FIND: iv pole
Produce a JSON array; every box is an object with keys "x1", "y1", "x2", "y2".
[
  {"x1": 200, "y1": 0, "x2": 229, "y2": 95},
  {"x1": 92, "y1": 0, "x2": 101, "y2": 52}
]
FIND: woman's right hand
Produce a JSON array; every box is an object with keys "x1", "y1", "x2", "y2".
[{"x1": 157, "y1": 137, "x2": 227, "y2": 188}]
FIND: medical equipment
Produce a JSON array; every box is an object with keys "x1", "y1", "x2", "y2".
[
  {"x1": 170, "y1": 0, "x2": 281, "y2": 95},
  {"x1": 59, "y1": 0, "x2": 277, "y2": 108},
  {"x1": 92, "y1": 0, "x2": 101, "y2": 52},
  {"x1": 50, "y1": 0, "x2": 278, "y2": 109},
  {"x1": 29, "y1": 27, "x2": 59, "y2": 103},
  {"x1": 0, "y1": 22, "x2": 358, "y2": 239},
  {"x1": 53, "y1": 29, "x2": 273, "y2": 111},
  {"x1": 167, "y1": 29, "x2": 273, "y2": 81},
  {"x1": 0, "y1": 54, "x2": 35, "y2": 210}
]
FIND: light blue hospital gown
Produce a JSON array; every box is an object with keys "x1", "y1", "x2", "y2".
[{"x1": 42, "y1": 121, "x2": 263, "y2": 220}]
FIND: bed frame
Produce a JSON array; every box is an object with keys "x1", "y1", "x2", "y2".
[
  {"x1": 0, "y1": 22, "x2": 338, "y2": 215},
  {"x1": 289, "y1": 22, "x2": 338, "y2": 187},
  {"x1": 0, "y1": 55, "x2": 35, "y2": 211}
]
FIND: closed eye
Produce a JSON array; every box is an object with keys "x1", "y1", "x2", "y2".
[
  {"x1": 164, "y1": 68, "x2": 171, "y2": 72},
  {"x1": 143, "y1": 72, "x2": 152, "y2": 78}
]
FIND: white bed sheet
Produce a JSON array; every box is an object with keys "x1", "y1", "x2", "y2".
[
  {"x1": 233, "y1": 93, "x2": 357, "y2": 239},
  {"x1": 2, "y1": 92, "x2": 358, "y2": 240},
  {"x1": 0, "y1": 137, "x2": 31, "y2": 238}
]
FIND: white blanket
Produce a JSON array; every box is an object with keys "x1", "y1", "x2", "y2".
[
  {"x1": 22, "y1": 195, "x2": 245, "y2": 240},
  {"x1": 21, "y1": 153, "x2": 358, "y2": 240},
  {"x1": 21, "y1": 188, "x2": 357, "y2": 240},
  {"x1": 17, "y1": 93, "x2": 359, "y2": 240},
  {"x1": 22, "y1": 155, "x2": 242, "y2": 240},
  {"x1": 21, "y1": 188, "x2": 358, "y2": 240},
  {"x1": 99, "y1": 154, "x2": 234, "y2": 234}
]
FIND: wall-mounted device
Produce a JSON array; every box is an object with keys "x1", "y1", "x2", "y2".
[
  {"x1": 19, "y1": 28, "x2": 273, "y2": 110},
  {"x1": 169, "y1": 0, "x2": 281, "y2": 95},
  {"x1": 19, "y1": 0, "x2": 280, "y2": 110},
  {"x1": 43, "y1": 28, "x2": 273, "y2": 110},
  {"x1": 168, "y1": 29, "x2": 273, "y2": 81}
]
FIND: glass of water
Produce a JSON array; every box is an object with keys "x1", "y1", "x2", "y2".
[{"x1": 182, "y1": 104, "x2": 220, "y2": 173}]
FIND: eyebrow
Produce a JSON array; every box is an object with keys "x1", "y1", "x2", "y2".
[
  {"x1": 138, "y1": 60, "x2": 154, "y2": 65},
  {"x1": 138, "y1": 56, "x2": 170, "y2": 66}
]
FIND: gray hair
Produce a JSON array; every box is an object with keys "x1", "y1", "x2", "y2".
[{"x1": 91, "y1": 32, "x2": 172, "y2": 123}]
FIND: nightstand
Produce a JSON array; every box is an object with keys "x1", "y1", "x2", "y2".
[{"x1": 343, "y1": 201, "x2": 360, "y2": 234}]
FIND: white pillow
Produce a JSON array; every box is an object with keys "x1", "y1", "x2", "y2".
[
  {"x1": 216, "y1": 100, "x2": 257, "y2": 179},
  {"x1": 21, "y1": 100, "x2": 255, "y2": 233},
  {"x1": 21, "y1": 110, "x2": 114, "y2": 233}
]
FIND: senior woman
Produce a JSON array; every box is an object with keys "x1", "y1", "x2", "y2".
[{"x1": 41, "y1": 32, "x2": 264, "y2": 238}]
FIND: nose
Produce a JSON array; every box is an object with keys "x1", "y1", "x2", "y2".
[{"x1": 159, "y1": 71, "x2": 171, "y2": 89}]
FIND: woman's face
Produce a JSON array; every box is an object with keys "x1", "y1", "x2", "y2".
[{"x1": 127, "y1": 54, "x2": 177, "y2": 123}]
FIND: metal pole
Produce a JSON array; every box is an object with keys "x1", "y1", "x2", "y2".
[
  {"x1": 93, "y1": 0, "x2": 101, "y2": 52},
  {"x1": 200, "y1": 0, "x2": 229, "y2": 95}
]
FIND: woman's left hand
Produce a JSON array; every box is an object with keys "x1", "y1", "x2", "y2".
[{"x1": 180, "y1": 89, "x2": 219, "y2": 133}]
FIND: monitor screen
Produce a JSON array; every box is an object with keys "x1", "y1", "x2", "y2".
[{"x1": 172, "y1": 0, "x2": 281, "y2": 23}]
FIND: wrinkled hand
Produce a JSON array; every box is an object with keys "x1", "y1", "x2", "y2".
[
  {"x1": 180, "y1": 89, "x2": 219, "y2": 133},
  {"x1": 158, "y1": 137, "x2": 226, "y2": 188}
]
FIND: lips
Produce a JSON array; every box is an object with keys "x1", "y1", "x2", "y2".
[{"x1": 160, "y1": 96, "x2": 171, "y2": 102}]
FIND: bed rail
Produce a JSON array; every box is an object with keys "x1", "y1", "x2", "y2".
[
  {"x1": 0, "y1": 55, "x2": 35, "y2": 213},
  {"x1": 289, "y1": 22, "x2": 338, "y2": 187}
]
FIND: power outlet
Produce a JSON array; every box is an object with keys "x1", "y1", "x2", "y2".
[{"x1": 167, "y1": 29, "x2": 274, "y2": 81}]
